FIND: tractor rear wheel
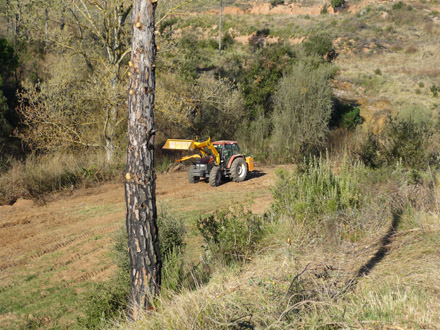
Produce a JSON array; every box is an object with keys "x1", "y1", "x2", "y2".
[
  {"x1": 209, "y1": 166, "x2": 222, "y2": 187},
  {"x1": 230, "y1": 157, "x2": 247, "y2": 182},
  {"x1": 188, "y1": 165, "x2": 200, "y2": 183}
]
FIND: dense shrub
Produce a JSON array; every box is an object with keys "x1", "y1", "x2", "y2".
[
  {"x1": 383, "y1": 115, "x2": 433, "y2": 169},
  {"x1": 197, "y1": 204, "x2": 265, "y2": 264},
  {"x1": 358, "y1": 133, "x2": 384, "y2": 169},
  {"x1": 158, "y1": 209, "x2": 187, "y2": 291},
  {"x1": 271, "y1": 0, "x2": 284, "y2": 7},
  {"x1": 236, "y1": 42, "x2": 295, "y2": 117},
  {"x1": 303, "y1": 33, "x2": 333, "y2": 58},
  {"x1": 358, "y1": 108, "x2": 435, "y2": 170},
  {"x1": 430, "y1": 84, "x2": 439, "y2": 97},
  {"x1": 331, "y1": 0, "x2": 345, "y2": 9},
  {"x1": 271, "y1": 59, "x2": 335, "y2": 162},
  {"x1": 158, "y1": 209, "x2": 187, "y2": 259},
  {"x1": 271, "y1": 155, "x2": 361, "y2": 221},
  {"x1": 331, "y1": 100, "x2": 362, "y2": 129}
]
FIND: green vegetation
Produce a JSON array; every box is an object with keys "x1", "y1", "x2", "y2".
[
  {"x1": 124, "y1": 155, "x2": 440, "y2": 329},
  {"x1": 271, "y1": 155, "x2": 361, "y2": 221},
  {"x1": 331, "y1": 0, "x2": 345, "y2": 10},
  {"x1": 0, "y1": 153, "x2": 124, "y2": 205},
  {"x1": 79, "y1": 209, "x2": 187, "y2": 329},
  {"x1": 357, "y1": 107, "x2": 437, "y2": 170},
  {"x1": 2, "y1": 0, "x2": 440, "y2": 328},
  {"x1": 271, "y1": 59, "x2": 335, "y2": 161},
  {"x1": 197, "y1": 204, "x2": 265, "y2": 265}
]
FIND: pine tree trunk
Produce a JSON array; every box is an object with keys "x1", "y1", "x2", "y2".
[{"x1": 125, "y1": 0, "x2": 161, "y2": 320}]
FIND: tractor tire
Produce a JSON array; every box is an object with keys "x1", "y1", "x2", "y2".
[
  {"x1": 230, "y1": 157, "x2": 248, "y2": 182},
  {"x1": 188, "y1": 165, "x2": 200, "y2": 184},
  {"x1": 209, "y1": 166, "x2": 222, "y2": 187}
]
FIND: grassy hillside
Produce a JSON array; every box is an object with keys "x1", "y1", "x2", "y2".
[
  {"x1": 111, "y1": 1, "x2": 440, "y2": 328},
  {"x1": 118, "y1": 158, "x2": 440, "y2": 329},
  {"x1": 163, "y1": 0, "x2": 440, "y2": 128},
  {"x1": 1, "y1": 0, "x2": 440, "y2": 328}
]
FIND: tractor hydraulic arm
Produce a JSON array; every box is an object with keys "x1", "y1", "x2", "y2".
[{"x1": 162, "y1": 137, "x2": 220, "y2": 165}]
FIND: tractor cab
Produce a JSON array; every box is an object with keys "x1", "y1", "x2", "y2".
[{"x1": 212, "y1": 141, "x2": 241, "y2": 168}]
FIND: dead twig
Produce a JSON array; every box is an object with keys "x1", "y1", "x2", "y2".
[{"x1": 284, "y1": 263, "x2": 311, "y2": 300}]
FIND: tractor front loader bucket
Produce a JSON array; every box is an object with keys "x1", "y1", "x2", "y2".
[{"x1": 162, "y1": 139, "x2": 196, "y2": 151}]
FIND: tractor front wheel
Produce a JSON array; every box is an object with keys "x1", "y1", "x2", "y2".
[
  {"x1": 230, "y1": 158, "x2": 248, "y2": 182},
  {"x1": 188, "y1": 165, "x2": 200, "y2": 183},
  {"x1": 209, "y1": 166, "x2": 222, "y2": 187}
]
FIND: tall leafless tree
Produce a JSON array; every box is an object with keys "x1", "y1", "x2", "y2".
[
  {"x1": 125, "y1": 0, "x2": 161, "y2": 320},
  {"x1": 219, "y1": 0, "x2": 223, "y2": 55}
]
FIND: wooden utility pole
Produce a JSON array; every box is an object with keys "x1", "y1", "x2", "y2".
[
  {"x1": 219, "y1": 0, "x2": 223, "y2": 55},
  {"x1": 125, "y1": 0, "x2": 161, "y2": 320}
]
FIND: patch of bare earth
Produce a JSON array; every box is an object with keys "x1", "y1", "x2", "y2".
[{"x1": 0, "y1": 165, "x2": 280, "y2": 328}]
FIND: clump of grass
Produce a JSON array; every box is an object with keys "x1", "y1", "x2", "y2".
[
  {"x1": 271, "y1": 155, "x2": 361, "y2": 222},
  {"x1": 405, "y1": 44, "x2": 418, "y2": 54}
]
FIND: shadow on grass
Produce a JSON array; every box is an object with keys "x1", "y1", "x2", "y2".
[
  {"x1": 342, "y1": 208, "x2": 403, "y2": 294},
  {"x1": 356, "y1": 209, "x2": 402, "y2": 277}
]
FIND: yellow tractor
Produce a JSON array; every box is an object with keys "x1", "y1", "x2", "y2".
[{"x1": 163, "y1": 138, "x2": 254, "y2": 187}]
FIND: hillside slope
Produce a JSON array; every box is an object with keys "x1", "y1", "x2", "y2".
[{"x1": 0, "y1": 166, "x2": 277, "y2": 330}]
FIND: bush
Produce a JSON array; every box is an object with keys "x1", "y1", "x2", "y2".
[
  {"x1": 158, "y1": 209, "x2": 187, "y2": 259},
  {"x1": 331, "y1": 99, "x2": 362, "y2": 129},
  {"x1": 221, "y1": 33, "x2": 235, "y2": 50},
  {"x1": 358, "y1": 132, "x2": 384, "y2": 168},
  {"x1": 392, "y1": 1, "x2": 404, "y2": 10},
  {"x1": 383, "y1": 115, "x2": 433, "y2": 169},
  {"x1": 303, "y1": 33, "x2": 333, "y2": 58},
  {"x1": 430, "y1": 84, "x2": 439, "y2": 97},
  {"x1": 271, "y1": 0, "x2": 284, "y2": 7},
  {"x1": 235, "y1": 42, "x2": 295, "y2": 116},
  {"x1": 159, "y1": 17, "x2": 178, "y2": 34},
  {"x1": 271, "y1": 155, "x2": 361, "y2": 221},
  {"x1": 271, "y1": 59, "x2": 334, "y2": 162},
  {"x1": 331, "y1": 0, "x2": 345, "y2": 9},
  {"x1": 197, "y1": 204, "x2": 265, "y2": 265},
  {"x1": 158, "y1": 209, "x2": 186, "y2": 291}
]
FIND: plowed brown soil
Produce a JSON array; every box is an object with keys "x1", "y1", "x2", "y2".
[{"x1": 0, "y1": 165, "x2": 282, "y2": 329}]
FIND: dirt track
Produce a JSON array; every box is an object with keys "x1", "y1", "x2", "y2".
[{"x1": 0, "y1": 165, "x2": 281, "y2": 329}]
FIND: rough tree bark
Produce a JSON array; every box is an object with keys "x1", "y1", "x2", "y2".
[{"x1": 125, "y1": 0, "x2": 161, "y2": 320}]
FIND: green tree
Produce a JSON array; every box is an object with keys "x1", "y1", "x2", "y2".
[
  {"x1": 238, "y1": 43, "x2": 295, "y2": 118},
  {"x1": 271, "y1": 59, "x2": 334, "y2": 162}
]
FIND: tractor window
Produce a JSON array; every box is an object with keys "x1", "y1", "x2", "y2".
[
  {"x1": 232, "y1": 144, "x2": 240, "y2": 155},
  {"x1": 223, "y1": 144, "x2": 233, "y2": 164}
]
